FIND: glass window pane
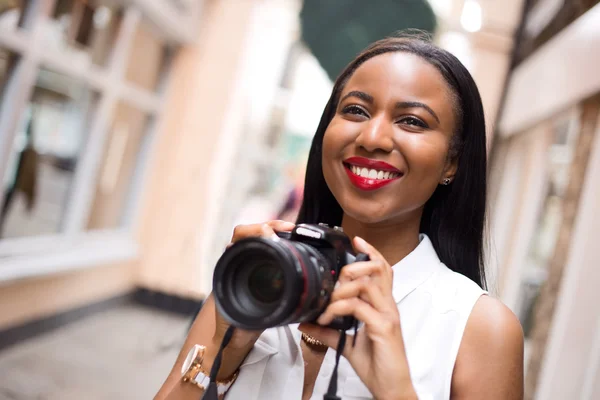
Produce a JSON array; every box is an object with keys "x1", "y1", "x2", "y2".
[
  {"x1": 86, "y1": 102, "x2": 149, "y2": 230},
  {"x1": 0, "y1": 0, "x2": 30, "y2": 30},
  {"x1": 42, "y1": 0, "x2": 123, "y2": 67},
  {"x1": 125, "y1": 20, "x2": 166, "y2": 92},
  {"x1": 0, "y1": 69, "x2": 98, "y2": 239},
  {"x1": 0, "y1": 47, "x2": 18, "y2": 102},
  {"x1": 516, "y1": 112, "x2": 580, "y2": 338}
]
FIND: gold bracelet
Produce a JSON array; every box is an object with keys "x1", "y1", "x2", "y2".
[
  {"x1": 197, "y1": 362, "x2": 239, "y2": 386},
  {"x1": 301, "y1": 332, "x2": 328, "y2": 351}
]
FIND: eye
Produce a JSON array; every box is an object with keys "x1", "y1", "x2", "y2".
[
  {"x1": 398, "y1": 116, "x2": 428, "y2": 129},
  {"x1": 342, "y1": 105, "x2": 369, "y2": 118}
]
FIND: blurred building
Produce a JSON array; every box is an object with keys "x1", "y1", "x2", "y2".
[
  {"x1": 0, "y1": 0, "x2": 598, "y2": 398},
  {"x1": 488, "y1": 0, "x2": 600, "y2": 399}
]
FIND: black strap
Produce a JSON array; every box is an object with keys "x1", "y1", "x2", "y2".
[
  {"x1": 323, "y1": 329, "x2": 346, "y2": 400},
  {"x1": 202, "y1": 326, "x2": 235, "y2": 400},
  {"x1": 202, "y1": 320, "x2": 358, "y2": 400}
]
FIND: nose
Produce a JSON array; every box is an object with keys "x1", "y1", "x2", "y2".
[{"x1": 355, "y1": 115, "x2": 394, "y2": 153}]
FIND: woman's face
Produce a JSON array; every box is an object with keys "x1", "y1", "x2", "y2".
[{"x1": 322, "y1": 52, "x2": 458, "y2": 225}]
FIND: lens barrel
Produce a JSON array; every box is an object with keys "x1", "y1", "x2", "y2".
[{"x1": 213, "y1": 237, "x2": 334, "y2": 330}]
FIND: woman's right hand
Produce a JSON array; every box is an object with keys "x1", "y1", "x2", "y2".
[
  {"x1": 155, "y1": 220, "x2": 296, "y2": 398},
  {"x1": 212, "y1": 220, "x2": 296, "y2": 351}
]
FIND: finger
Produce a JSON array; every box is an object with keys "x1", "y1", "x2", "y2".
[
  {"x1": 260, "y1": 223, "x2": 278, "y2": 239},
  {"x1": 338, "y1": 259, "x2": 389, "y2": 283},
  {"x1": 353, "y1": 236, "x2": 385, "y2": 263},
  {"x1": 231, "y1": 221, "x2": 295, "y2": 243},
  {"x1": 231, "y1": 224, "x2": 261, "y2": 243},
  {"x1": 317, "y1": 298, "x2": 397, "y2": 333},
  {"x1": 353, "y1": 236, "x2": 393, "y2": 280},
  {"x1": 266, "y1": 220, "x2": 296, "y2": 232},
  {"x1": 331, "y1": 277, "x2": 391, "y2": 311}
]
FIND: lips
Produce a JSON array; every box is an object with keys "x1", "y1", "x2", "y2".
[{"x1": 343, "y1": 156, "x2": 403, "y2": 191}]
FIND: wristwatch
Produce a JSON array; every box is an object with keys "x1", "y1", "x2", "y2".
[{"x1": 181, "y1": 344, "x2": 238, "y2": 396}]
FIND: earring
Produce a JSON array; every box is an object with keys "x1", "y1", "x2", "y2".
[{"x1": 442, "y1": 178, "x2": 451, "y2": 185}]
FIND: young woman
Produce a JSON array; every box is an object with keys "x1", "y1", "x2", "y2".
[{"x1": 156, "y1": 34, "x2": 524, "y2": 400}]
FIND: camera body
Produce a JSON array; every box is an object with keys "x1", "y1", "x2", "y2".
[{"x1": 213, "y1": 223, "x2": 368, "y2": 332}]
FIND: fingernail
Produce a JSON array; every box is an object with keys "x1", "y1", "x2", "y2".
[{"x1": 354, "y1": 236, "x2": 366, "y2": 246}]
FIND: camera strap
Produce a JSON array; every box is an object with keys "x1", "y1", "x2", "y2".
[
  {"x1": 201, "y1": 325, "x2": 235, "y2": 400},
  {"x1": 202, "y1": 324, "x2": 357, "y2": 400},
  {"x1": 323, "y1": 329, "x2": 347, "y2": 400}
]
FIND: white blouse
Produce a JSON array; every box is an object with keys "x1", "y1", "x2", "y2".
[{"x1": 224, "y1": 234, "x2": 486, "y2": 399}]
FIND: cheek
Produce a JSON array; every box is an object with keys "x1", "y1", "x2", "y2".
[
  {"x1": 321, "y1": 129, "x2": 340, "y2": 186},
  {"x1": 321, "y1": 120, "x2": 352, "y2": 164},
  {"x1": 403, "y1": 136, "x2": 450, "y2": 176}
]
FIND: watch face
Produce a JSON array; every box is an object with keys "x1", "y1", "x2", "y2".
[{"x1": 181, "y1": 345, "x2": 200, "y2": 376}]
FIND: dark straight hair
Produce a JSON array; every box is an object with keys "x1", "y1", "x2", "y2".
[{"x1": 295, "y1": 33, "x2": 488, "y2": 289}]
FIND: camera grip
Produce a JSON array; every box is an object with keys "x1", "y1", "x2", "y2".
[
  {"x1": 354, "y1": 252, "x2": 370, "y2": 262},
  {"x1": 275, "y1": 231, "x2": 292, "y2": 240}
]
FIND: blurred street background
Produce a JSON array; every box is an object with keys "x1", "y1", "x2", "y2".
[{"x1": 0, "y1": 0, "x2": 599, "y2": 399}]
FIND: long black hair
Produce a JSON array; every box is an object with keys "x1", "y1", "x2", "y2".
[{"x1": 295, "y1": 33, "x2": 488, "y2": 289}]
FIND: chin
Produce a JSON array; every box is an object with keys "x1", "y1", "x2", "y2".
[{"x1": 340, "y1": 202, "x2": 392, "y2": 225}]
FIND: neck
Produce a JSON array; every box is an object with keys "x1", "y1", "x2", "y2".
[{"x1": 341, "y1": 212, "x2": 422, "y2": 266}]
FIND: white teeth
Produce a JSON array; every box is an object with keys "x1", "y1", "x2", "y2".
[{"x1": 348, "y1": 164, "x2": 401, "y2": 180}]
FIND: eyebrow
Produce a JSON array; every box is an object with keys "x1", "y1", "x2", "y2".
[
  {"x1": 341, "y1": 90, "x2": 374, "y2": 104},
  {"x1": 396, "y1": 101, "x2": 440, "y2": 124},
  {"x1": 340, "y1": 90, "x2": 440, "y2": 124}
]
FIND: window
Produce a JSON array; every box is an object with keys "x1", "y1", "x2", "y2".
[
  {"x1": 125, "y1": 20, "x2": 167, "y2": 91},
  {"x1": 516, "y1": 111, "x2": 580, "y2": 337},
  {"x1": 0, "y1": 1, "x2": 201, "y2": 279},
  {"x1": 87, "y1": 102, "x2": 149, "y2": 230},
  {"x1": 0, "y1": 0, "x2": 30, "y2": 30},
  {"x1": 42, "y1": 0, "x2": 123, "y2": 67},
  {"x1": 0, "y1": 69, "x2": 98, "y2": 238},
  {"x1": 0, "y1": 47, "x2": 18, "y2": 102}
]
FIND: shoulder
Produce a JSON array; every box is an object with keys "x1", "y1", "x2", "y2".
[
  {"x1": 466, "y1": 296, "x2": 524, "y2": 340},
  {"x1": 451, "y1": 295, "x2": 524, "y2": 399}
]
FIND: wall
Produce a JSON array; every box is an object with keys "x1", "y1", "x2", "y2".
[
  {"x1": 133, "y1": 0, "x2": 258, "y2": 298},
  {"x1": 0, "y1": 0, "x2": 218, "y2": 331},
  {"x1": 0, "y1": 262, "x2": 134, "y2": 330},
  {"x1": 499, "y1": 2, "x2": 600, "y2": 137},
  {"x1": 529, "y1": 106, "x2": 600, "y2": 399},
  {"x1": 491, "y1": 3, "x2": 600, "y2": 398}
]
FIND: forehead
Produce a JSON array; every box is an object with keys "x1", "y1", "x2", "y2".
[{"x1": 342, "y1": 52, "x2": 453, "y2": 104}]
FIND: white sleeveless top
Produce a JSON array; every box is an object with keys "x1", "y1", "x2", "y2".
[{"x1": 225, "y1": 234, "x2": 486, "y2": 399}]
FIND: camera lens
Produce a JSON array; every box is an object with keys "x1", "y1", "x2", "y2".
[
  {"x1": 247, "y1": 262, "x2": 284, "y2": 303},
  {"x1": 213, "y1": 237, "x2": 335, "y2": 330}
]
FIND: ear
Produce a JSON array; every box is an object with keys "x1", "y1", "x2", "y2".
[{"x1": 441, "y1": 154, "x2": 458, "y2": 185}]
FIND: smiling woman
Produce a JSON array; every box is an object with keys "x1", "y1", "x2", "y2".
[{"x1": 157, "y1": 33, "x2": 523, "y2": 400}]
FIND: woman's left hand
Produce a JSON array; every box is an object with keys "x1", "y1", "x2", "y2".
[{"x1": 298, "y1": 236, "x2": 417, "y2": 400}]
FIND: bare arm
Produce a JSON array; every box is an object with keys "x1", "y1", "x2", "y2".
[
  {"x1": 154, "y1": 295, "x2": 257, "y2": 399},
  {"x1": 451, "y1": 295, "x2": 525, "y2": 399},
  {"x1": 155, "y1": 220, "x2": 295, "y2": 399}
]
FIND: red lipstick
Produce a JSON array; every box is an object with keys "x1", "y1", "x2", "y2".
[{"x1": 343, "y1": 157, "x2": 403, "y2": 191}]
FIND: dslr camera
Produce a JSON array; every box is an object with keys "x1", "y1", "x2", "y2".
[{"x1": 213, "y1": 223, "x2": 369, "y2": 331}]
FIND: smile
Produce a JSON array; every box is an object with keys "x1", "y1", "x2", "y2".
[{"x1": 343, "y1": 156, "x2": 403, "y2": 191}]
